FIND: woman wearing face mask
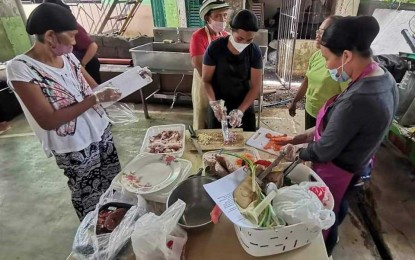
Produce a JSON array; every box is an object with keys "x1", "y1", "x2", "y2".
[
  {"x1": 44, "y1": 0, "x2": 102, "y2": 84},
  {"x1": 202, "y1": 9, "x2": 263, "y2": 131},
  {"x1": 278, "y1": 16, "x2": 398, "y2": 255},
  {"x1": 6, "y1": 3, "x2": 122, "y2": 220},
  {"x1": 189, "y1": 0, "x2": 231, "y2": 130},
  {"x1": 289, "y1": 15, "x2": 348, "y2": 129}
]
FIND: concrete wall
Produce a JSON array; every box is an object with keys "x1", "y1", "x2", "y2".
[
  {"x1": 0, "y1": 0, "x2": 31, "y2": 62},
  {"x1": 164, "y1": 0, "x2": 180, "y2": 27},
  {"x1": 227, "y1": 0, "x2": 245, "y2": 16},
  {"x1": 257, "y1": 0, "x2": 281, "y2": 21},
  {"x1": 332, "y1": 0, "x2": 360, "y2": 16},
  {"x1": 90, "y1": 34, "x2": 153, "y2": 59},
  {"x1": 292, "y1": 40, "x2": 317, "y2": 77},
  {"x1": 22, "y1": 2, "x2": 154, "y2": 37}
]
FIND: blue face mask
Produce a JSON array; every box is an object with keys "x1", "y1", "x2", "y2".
[
  {"x1": 328, "y1": 55, "x2": 350, "y2": 82},
  {"x1": 329, "y1": 67, "x2": 350, "y2": 82}
]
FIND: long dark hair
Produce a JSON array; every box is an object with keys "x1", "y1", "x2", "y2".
[{"x1": 321, "y1": 16, "x2": 380, "y2": 58}]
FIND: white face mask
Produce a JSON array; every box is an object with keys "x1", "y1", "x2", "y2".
[
  {"x1": 229, "y1": 35, "x2": 250, "y2": 53},
  {"x1": 208, "y1": 20, "x2": 226, "y2": 33}
]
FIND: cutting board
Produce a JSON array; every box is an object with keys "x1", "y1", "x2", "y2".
[
  {"x1": 246, "y1": 127, "x2": 283, "y2": 155},
  {"x1": 190, "y1": 129, "x2": 245, "y2": 151}
]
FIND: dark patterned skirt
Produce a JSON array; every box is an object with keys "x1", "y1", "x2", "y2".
[{"x1": 53, "y1": 124, "x2": 121, "y2": 220}]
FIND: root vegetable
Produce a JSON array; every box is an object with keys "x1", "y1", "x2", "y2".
[{"x1": 233, "y1": 175, "x2": 258, "y2": 209}]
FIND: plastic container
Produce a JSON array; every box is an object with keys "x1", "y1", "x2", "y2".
[
  {"x1": 234, "y1": 163, "x2": 334, "y2": 257},
  {"x1": 140, "y1": 124, "x2": 186, "y2": 158},
  {"x1": 112, "y1": 153, "x2": 192, "y2": 203}
]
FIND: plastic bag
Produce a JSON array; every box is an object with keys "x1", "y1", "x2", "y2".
[
  {"x1": 131, "y1": 199, "x2": 187, "y2": 260},
  {"x1": 273, "y1": 182, "x2": 335, "y2": 230},
  {"x1": 105, "y1": 103, "x2": 139, "y2": 125},
  {"x1": 299, "y1": 182, "x2": 331, "y2": 207},
  {"x1": 72, "y1": 187, "x2": 147, "y2": 260}
]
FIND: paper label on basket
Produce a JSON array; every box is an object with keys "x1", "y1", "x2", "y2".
[
  {"x1": 93, "y1": 67, "x2": 152, "y2": 108},
  {"x1": 203, "y1": 168, "x2": 258, "y2": 229}
]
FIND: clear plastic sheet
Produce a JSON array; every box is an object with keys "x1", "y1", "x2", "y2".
[{"x1": 105, "y1": 103, "x2": 139, "y2": 125}]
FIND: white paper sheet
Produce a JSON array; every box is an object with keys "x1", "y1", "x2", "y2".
[
  {"x1": 93, "y1": 67, "x2": 152, "y2": 108},
  {"x1": 203, "y1": 168, "x2": 258, "y2": 228}
]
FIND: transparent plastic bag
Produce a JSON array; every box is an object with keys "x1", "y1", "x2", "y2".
[
  {"x1": 72, "y1": 187, "x2": 147, "y2": 260},
  {"x1": 273, "y1": 182, "x2": 335, "y2": 230},
  {"x1": 131, "y1": 200, "x2": 187, "y2": 260},
  {"x1": 105, "y1": 103, "x2": 139, "y2": 125}
]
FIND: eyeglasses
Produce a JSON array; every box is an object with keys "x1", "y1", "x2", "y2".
[{"x1": 316, "y1": 28, "x2": 325, "y2": 36}]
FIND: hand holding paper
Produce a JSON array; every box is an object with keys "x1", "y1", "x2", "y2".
[
  {"x1": 94, "y1": 87, "x2": 122, "y2": 103},
  {"x1": 93, "y1": 67, "x2": 153, "y2": 108}
]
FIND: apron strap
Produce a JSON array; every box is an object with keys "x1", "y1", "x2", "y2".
[{"x1": 204, "y1": 26, "x2": 212, "y2": 44}]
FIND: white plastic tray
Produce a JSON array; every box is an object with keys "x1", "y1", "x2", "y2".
[
  {"x1": 140, "y1": 124, "x2": 186, "y2": 158},
  {"x1": 112, "y1": 153, "x2": 192, "y2": 203}
]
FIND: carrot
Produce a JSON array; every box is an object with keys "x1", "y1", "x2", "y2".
[
  {"x1": 236, "y1": 153, "x2": 255, "y2": 166},
  {"x1": 273, "y1": 144, "x2": 282, "y2": 151},
  {"x1": 270, "y1": 137, "x2": 291, "y2": 143},
  {"x1": 264, "y1": 140, "x2": 274, "y2": 150},
  {"x1": 236, "y1": 159, "x2": 243, "y2": 166},
  {"x1": 263, "y1": 133, "x2": 290, "y2": 151}
]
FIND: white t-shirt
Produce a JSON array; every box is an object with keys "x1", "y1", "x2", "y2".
[{"x1": 6, "y1": 53, "x2": 109, "y2": 157}]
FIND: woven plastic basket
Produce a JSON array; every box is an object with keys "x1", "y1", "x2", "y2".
[{"x1": 234, "y1": 163, "x2": 334, "y2": 257}]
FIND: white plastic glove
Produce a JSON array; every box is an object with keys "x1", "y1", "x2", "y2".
[
  {"x1": 93, "y1": 87, "x2": 122, "y2": 103},
  {"x1": 139, "y1": 66, "x2": 152, "y2": 78},
  {"x1": 229, "y1": 109, "x2": 243, "y2": 128},
  {"x1": 209, "y1": 100, "x2": 225, "y2": 122},
  {"x1": 280, "y1": 144, "x2": 298, "y2": 162}
]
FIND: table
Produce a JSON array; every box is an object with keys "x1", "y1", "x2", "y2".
[
  {"x1": 68, "y1": 132, "x2": 329, "y2": 260},
  {"x1": 180, "y1": 132, "x2": 329, "y2": 259},
  {"x1": 186, "y1": 217, "x2": 328, "y2": 260}
]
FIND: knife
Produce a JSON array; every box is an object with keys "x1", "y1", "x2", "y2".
[
  {"x1": 221, "y1": 117, "x2": 230, "y2": 143},
  {"x1": 256, "y1": 151, "x2": 286, "y2": 185},
  {"x1": 188, "y1": 125, "x2": 203, "y2": 156},
  {"x1": 282, "y1": 155, "x2": 302, "y2": 178}
]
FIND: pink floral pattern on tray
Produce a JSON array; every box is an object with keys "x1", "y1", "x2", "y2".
[
  {"x1": 161, "y1": 155, "x2": 177, "y2": 165},
  {"x1": 120, "y1": 154, "x2": 182, "y2": 194},
  {"x1": 121, "y1": 171, "x2": 152, "y2": 190}
]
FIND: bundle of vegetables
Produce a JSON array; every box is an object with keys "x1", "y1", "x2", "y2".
[{"x1": 224, "y1": 152, "x2": 283, "y2": 228}]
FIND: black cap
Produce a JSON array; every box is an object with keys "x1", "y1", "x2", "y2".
[
  {"x1": 230, "y1": 9, "x2": 259, "y2": 32},
  {"x1": 26, "y1": 3, "x2": 77, "y2": 35},
  {"x1": 322, "y1": 16, "x2": 380, "y2": 52}
]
